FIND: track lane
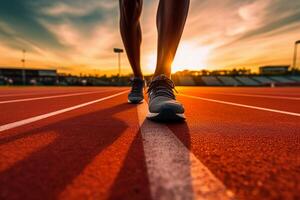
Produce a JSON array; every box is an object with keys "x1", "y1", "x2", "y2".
[
  {"x1": 0, "y1": 87, "x2": 116, "y2": 100},
  {"x1": 177, "y1": 87, "x2": 300, "y2": 97},
  {"x1": 178, "y1": 88, "x2": 300, "y2": 113},
  {"x1": 191, "y1": 92, "x2": 300, "y2": 100},
  {"x1": 137, "y1": 102, "x2": 234, "y2": 199},
  {"x1": 0, "y1": 90, "x2": 121, "y2": 104},
  {"x1": 0, "y1": 90, "x2": 99, "y2": 101},
  {"x1": 168, "y1": 94, "x2": 300, "y2": 200},
  {"x1": 0, "y1": 89, "x2": 128, "y2": 125},
  {"x1": 0, "y1": 90, "x2": 128, "y2": 132},
  {"x1": 0, "y1": 94, "x2": 151, "y2": 200},
  {"x1": 0, "y1": 86, "x2": 299, "y2": 199},
  {"x1": 0, "y1": 87, "x2": 82, "y2": 95}
]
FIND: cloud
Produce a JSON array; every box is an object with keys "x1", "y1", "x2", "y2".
[
  {"x1": 42, "y1": 1, "x2": 117, "y2": 16},
  {"x1": 181, "y1": 0, "x2": 300, "y2": 70},
  {"x1": 0, "y1": 0, "x2": 68, "y2": 50},
  {"x1": 0, "y1": 0, "x2": 299, "y2": 75}
]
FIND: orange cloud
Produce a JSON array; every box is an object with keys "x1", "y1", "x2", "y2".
[{"x1": 0, "y1": 0, "x2": 299, "y2": 75}]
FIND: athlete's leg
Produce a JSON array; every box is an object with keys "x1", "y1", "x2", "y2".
[
  {"x1": 154, "y1": 0, "x2": 190, "y2": 77},
  {"x1": 147, "y1": 0, "x2": 190, "y2": 121},
  {"x1": 119, "y1": 0, "x2": 144, "y2": 104},
  {"x1": 119, "y1": 0, "x2": 143, "y2": 78}
]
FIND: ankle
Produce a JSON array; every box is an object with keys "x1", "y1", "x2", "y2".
[
  {"x1": 152, "y1": 74, "x2": 171, "y2": 81},
  {"x1": 133, "y1": 75, "x2": 144, "y2": 80},
  {"x1": 153, "y1": 73, "x2": 171, "y2": 79}
]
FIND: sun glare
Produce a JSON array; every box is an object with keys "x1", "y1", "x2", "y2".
[
  {"x1": 172, "y1": 42, "x2": 211, "y2": 72},
  {"x1": 144, "y1": 42, "x2": 211, "y2": 74}
]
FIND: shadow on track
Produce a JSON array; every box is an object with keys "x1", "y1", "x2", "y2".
[
  {"x1": 0, "y1": 103, "x2": 134, "y2": 200},
  {"x1": 0, "y1": 104, "x2": 194, "y2": 200},
  {"x1": 108, "y1": 120, "x2": 192, "y2": 200},
  {"x1": 166, "y1": 121, "x2": 191, "y2": 149},
  {"x1": 107, "y1": 132, "x2": 152, "y2": 200}
]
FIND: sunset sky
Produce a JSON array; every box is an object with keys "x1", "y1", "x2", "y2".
[{"x1": 0, "y1": 0, "x2": 299, "y2": 75}]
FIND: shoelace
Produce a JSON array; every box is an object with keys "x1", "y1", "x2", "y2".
[
  {"x1": 130, "y1": 79, "x2": 144, "y2": 93},
  {"x1": 147, "y1": 77, "x2": 177, "y2": 99}
]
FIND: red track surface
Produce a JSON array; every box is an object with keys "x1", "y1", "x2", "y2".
[{"x1": 0, "y1": 86, "x2": 299, "y2": 200}]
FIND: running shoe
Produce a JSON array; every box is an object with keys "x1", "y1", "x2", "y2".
[
  {"x1": 147, "y1": 74, "x2": 185, "y2": 122},
  {"x1": 128, "y1": 77, "x2": 145, "y2": 104}
]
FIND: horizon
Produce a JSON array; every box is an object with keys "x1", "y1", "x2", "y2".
[{"x1": 0, "y1": 0, "x2": 300, "y2": 76}]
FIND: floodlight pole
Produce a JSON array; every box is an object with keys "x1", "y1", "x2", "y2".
[
  {"x1": 293, "y1": 40, "x2": 300, "y2": 68},
  {"x1": 118, "y1": 53, "x2": 121, "y2": 76},
  {"x1": 21, "y1": 49, "x2": 26, "y2": 85},
  {"x1": 113, "y1": 48, "x2": 124, "y2": 77}
]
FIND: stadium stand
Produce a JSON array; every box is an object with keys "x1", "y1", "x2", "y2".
[
  {"x1": 201, "y1": 76, "x2": 222, "y2": 86},
  {"x1": 235, "y1": 76, "x2": 259, "y2": 86},
  {"x1": 269, "y1": 76, "x2": 295, "y2": 83},
  {"x1": 192, "y1": 76, "x2": 206, "y2": 85},
  {"x1": 252, "y1": 76, "x2": 274, "y2": 84},
  {"x1": 0, "y1": 68, "x2": 57, "y2": 85},
  {"x1": 178, "y1": 76, "x2": 196, "y2": 86},
  {"x1": 217, "y1": 76, "x2": 242, "y2": 86},
  {"x1": 289, "y1": 76, "x2": 300, "y2": 82}
]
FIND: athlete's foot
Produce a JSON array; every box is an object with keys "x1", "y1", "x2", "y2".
[
  {"x1": 128, "y1": 77, "x2": 145, "y2": 104},
  {"x1": 147, "y1": 74, "x2": 185, "y2": 122}
]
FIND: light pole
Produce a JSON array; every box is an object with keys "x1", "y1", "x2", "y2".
[
  {"x1": 113, "y1": 48, "x2": 124, "y2": 76},
  {"x1": 293, "y1": 40, "x2": 300, "y2": 68},
  {"x1": 21, "y1": 49, "x2": 26, "y2": 85}
]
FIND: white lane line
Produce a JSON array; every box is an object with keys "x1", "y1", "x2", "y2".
[
  {"x1": 137, "y1": 102, "x2": 234, "y2": 200},
  {"x1": 0, "y1": 90, "x2": 88, "y2": 98},
  {"x1": 201, "y1": 92, "x2": 300, "y2": 101},
  {"x1": 179, "y1": 93, "x2": 300, "y2": 117},
  {"x1": 0, "y1": 90, "x2": 118, "y2": 104},
  {"x1": 0, "y1": 90, "x2": 128, "y2": 132}
]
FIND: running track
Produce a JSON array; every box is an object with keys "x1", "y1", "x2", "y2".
[{"x1": 0, "y1": 87, "x2": 299, "y2": 200}]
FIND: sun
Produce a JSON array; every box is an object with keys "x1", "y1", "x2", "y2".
[
  {"x1": 172, "y1": 42, "x2": 211, "y2": 72},
  {"x1": 144, "y1": 42, "x2": 211, "y2": 73}
]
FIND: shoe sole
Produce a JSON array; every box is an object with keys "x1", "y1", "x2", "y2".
[
  {"x1": 128, "y1": 99, "x2": 144, "y2": 104},
  {"x1": 147, "y1": 108, "x2": 186, "y2": 122}
]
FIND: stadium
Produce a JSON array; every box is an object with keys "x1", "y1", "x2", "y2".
[
  {"x1": 1, "y1": 65, "x2": 300, "y2": 87},
  {"x1": 0, "y1": 0, "x2": 300, "y2": 200}
]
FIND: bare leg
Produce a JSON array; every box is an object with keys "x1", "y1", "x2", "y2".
[
  {"x1": 154, "y1": 0, "x2": 190, "y2": 77},
  {"x1": 119, "y1": 0, "x2": 143, "y2": 78}
]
